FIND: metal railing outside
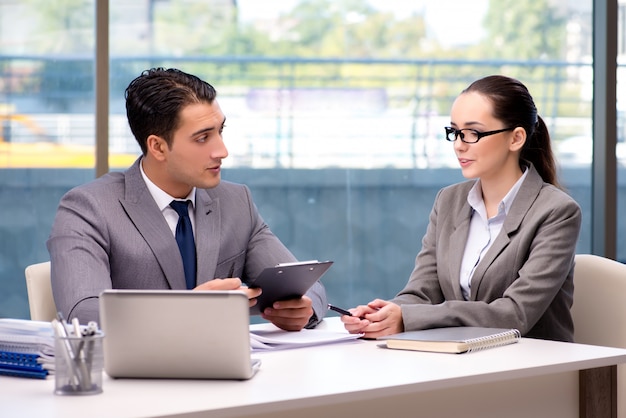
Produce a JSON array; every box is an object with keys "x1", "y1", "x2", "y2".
[{"x1": 0, "y1": 55, "x2": 596, "y2": 169}]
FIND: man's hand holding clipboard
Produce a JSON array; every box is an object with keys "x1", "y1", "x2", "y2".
[{"x1": 246, "y1": 260, "x2": 333, "y2": 315}]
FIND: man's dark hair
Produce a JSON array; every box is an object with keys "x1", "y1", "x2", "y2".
[{"x1": 125, "y1": 68, "x2": 217, "y2": 155}]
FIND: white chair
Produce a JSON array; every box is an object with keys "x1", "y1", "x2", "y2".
[
  {"x1": 571, "y1": 253, "x2": 626, "y2": 417},
  {"x1": 24, "y1": 261, "x2": 57, "y2": 322}
]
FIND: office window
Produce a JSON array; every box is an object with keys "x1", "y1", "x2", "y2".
[
  {"x1": 0, "y1": 0, "x2": 96, "y2": 318},
  {"x1": 108, "y1": 0, "x2": 596, "y2": 306},
  {"x1": 0, "y1": 0, "x2": 603, "y2": 319},
  {"x1": 619, "y1": 1, "x2": 626, "y2": 261}
]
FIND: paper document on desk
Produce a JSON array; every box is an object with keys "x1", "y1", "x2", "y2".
[
  {"x1": 249, "y1": 323, "x2": 362, "y2": 351},
  {"x1": 0, "y1": 318, "x2": 55, "y2": 378},
  {"x1": 0, "y1": 319, "x2": 55, "y2": 356}
]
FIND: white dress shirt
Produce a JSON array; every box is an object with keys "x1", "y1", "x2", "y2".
[
  {"x1": 139, "y1": 158, "x2": 197, "y2": 238},
  {"x1": 459, "y1": 169, "x2": 528, "y2": 300}
]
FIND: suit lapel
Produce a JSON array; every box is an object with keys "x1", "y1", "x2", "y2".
[
  {"x1": 195, "y1": 188, "x2": 220, "y2": 282},
  {"x1": 449, "y1": 198, "x2": 472, "y2": 300},
  {"x1": 469, "y1": 165, "x2": 543, "y2": 299},
  {"x1": 119, "y1": 159, "x2": 187, "y2": 289}
]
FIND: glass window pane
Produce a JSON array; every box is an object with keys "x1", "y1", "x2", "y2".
[
  {"x1": 1, "y1": 0, "x2": 600, "y2": 319},
  {"x1": 0, "y1": 0, "x2": 96, "y2": 318},
  {"x1": 619, "y1": 2, "x2": 626, "y2": 263}
]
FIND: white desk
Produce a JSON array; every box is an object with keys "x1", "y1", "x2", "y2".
[{"x1": 2, "y1": 318, "x2": 625, "y2": 418}]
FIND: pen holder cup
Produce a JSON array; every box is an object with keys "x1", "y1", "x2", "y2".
[{"x1": 54, "y1": 331, "x2": 105, "y2": 396}]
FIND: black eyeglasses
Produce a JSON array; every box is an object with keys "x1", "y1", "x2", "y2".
[{"x1": 444, "y1": 126, "x2": 515, "y2": 144}]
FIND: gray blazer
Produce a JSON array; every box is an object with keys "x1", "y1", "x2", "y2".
[
  {"x1": 391, "y1": 164, "x2": 581, "y2": 341},
  {"x1": 47, "y1": 158, "x2": 327, "y2": 325}
]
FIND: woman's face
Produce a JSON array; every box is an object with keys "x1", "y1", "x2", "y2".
[{"x1": 449, "y1": 91, "x2": 522, "y2": 181}]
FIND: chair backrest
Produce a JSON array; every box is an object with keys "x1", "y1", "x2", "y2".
[
  {"x1": 24, "y1": 261, "x2": 57, "y2": 322},
  {"x1": 571, "y1": 254, "x2": 626, "y2": 417},
  {"x1": 571, "y1": 254, "x2": 626, "y2": 348}
]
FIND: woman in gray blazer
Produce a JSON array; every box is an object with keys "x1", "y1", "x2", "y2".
[{"x1": 342, "y1": 75, "x2": 581, "y2": 342}]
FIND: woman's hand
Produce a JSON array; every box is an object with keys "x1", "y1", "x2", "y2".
[{"x1": 341, "y1": 299, "x2": 403, "y2": 339}]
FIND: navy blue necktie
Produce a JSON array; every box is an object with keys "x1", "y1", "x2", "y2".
[{"x1": 170, "y1": 200, "x2": 196, "y2": 289}]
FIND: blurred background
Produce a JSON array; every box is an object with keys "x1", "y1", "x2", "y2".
[{"x1": 0, "y1": 0, "x2": 623, "y2": 319}]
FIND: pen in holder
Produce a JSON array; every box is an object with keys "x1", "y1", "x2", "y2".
[{"x1": 52, "y1": 318, "x2": 104, "y2": 396}]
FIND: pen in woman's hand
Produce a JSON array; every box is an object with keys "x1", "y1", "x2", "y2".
[{"x1": 327, "y1": 303, "x2": 353, "y2": 316}]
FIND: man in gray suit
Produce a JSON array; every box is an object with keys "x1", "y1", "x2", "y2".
[{"x1": 47, "y1": 68, "x2": 327, "y2": 331}]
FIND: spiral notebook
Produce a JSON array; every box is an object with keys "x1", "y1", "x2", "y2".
[
  {"x1": 0, "y1": 350, "x2": 49, "y2": 379},
  {"x1": 379, "y1": 327, "x2": 521, "y2": 354},
  {"x1": 0, "y1": 318, "x2": 55, "y2": 378}
]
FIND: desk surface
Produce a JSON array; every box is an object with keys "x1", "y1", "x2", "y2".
[{"x1": 3, "y1": 318, "x2": 626, "y2": 418}]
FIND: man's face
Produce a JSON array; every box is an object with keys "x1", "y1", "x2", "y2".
[{"x1": 160, "y1": 101, "x2": 228, "y2": 198}]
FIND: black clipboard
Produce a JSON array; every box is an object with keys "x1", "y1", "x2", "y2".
[{"x1": 247, "y1": 260, "x2": 333, "y2": 315}]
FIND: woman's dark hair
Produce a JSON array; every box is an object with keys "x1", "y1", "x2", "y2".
[
  {"x1": 462, "y1": 75, "x2": 560, "y2": 188},
  {"x1": 125, "y1": 67, "x2": 217, "y2": 155}
]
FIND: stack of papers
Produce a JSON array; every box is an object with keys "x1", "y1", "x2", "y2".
[
  {"x1": 0, "y1": 318, "x2": 55, "y2": 378},
  {"x1": 250, "y1": 322, "x2": 362, "y2": 351}
]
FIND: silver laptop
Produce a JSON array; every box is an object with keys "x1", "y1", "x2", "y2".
[{"x1": 99, "y1": 289, "x2": 260, "y2": 380}]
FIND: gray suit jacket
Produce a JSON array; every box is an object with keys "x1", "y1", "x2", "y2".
[
  {"x1": 391, "y1": 164, "x2": 581, "y2": 341},
  {"x1": 47, "y1": 158, "x2": 327, "y2": 325}
]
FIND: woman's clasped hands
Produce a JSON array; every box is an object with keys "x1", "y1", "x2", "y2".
[{"x1": 340, "y1": 299, "x2": 404, "y2": 339}]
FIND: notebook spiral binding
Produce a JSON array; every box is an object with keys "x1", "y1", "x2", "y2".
[{"x1": 465, "y1": 329, "x2": 521, "y2": 353}]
